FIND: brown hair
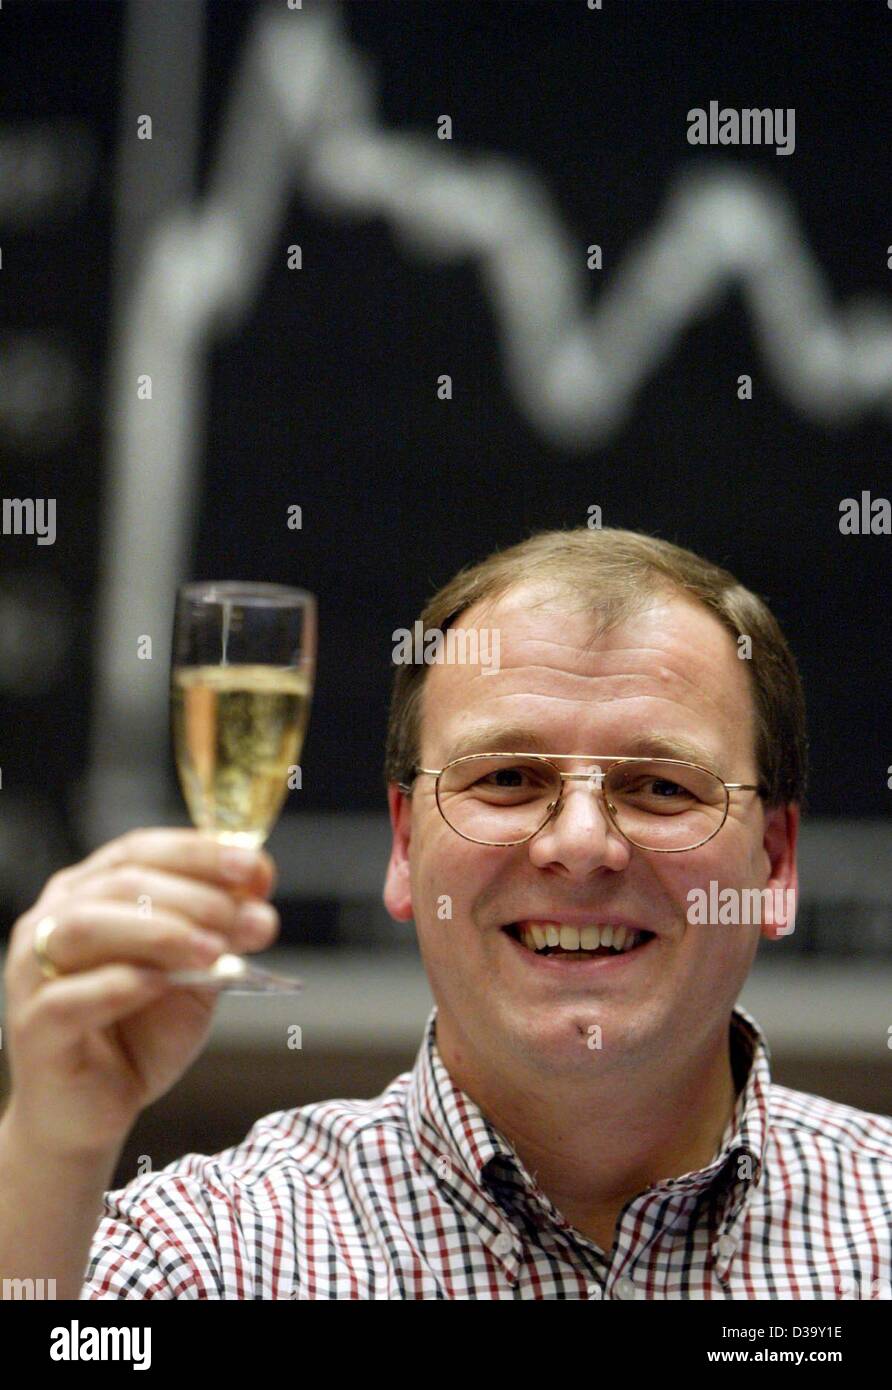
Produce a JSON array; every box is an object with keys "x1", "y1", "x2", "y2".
[{"x1": 384, "y1": 527, "x2": 807, "y2": 808}]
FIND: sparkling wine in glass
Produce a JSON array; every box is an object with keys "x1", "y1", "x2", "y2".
[{"x1": 168, "y1": 581, "x2": 316, "y2": 992}]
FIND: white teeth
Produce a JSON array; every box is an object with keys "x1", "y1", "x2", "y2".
[{"x1": 516, "y1": 923, "x2": 644, "y2": 954}]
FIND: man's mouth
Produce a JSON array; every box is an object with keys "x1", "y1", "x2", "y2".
[{"x1": 503, "y1": 921, "x2": 655, "y2": 958}]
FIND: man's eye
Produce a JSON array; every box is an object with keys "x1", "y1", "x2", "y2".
[
  {"x1": 650, "y1": 779, "x2": 685, "y2": 797},
  {"x1": 622, "y1": 777, "x2": 692, "y2": 799},
  {"x1": 474, "y1": 766, "x2": 545, "y2": 791}
]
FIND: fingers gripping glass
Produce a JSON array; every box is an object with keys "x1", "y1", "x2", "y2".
[{"x1": 399, "y1": 754, "x2": 764, "y2": 852}]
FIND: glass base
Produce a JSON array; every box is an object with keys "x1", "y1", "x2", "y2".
[{"x1": 167, "y1": 953, "x2": 304, "y2": 994}]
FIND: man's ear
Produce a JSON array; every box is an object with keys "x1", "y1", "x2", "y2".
[
  {"x1": 760, "y1": 802, "x2": 800, "y2": 941},
  {"x1": 383, "y1": 782, "x2": 414, "y2": 923}
]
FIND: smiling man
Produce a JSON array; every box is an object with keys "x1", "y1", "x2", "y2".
[
  {"x1": 2, "y1": 526, "x2": 891, "y2": 1301},
  {"x1": 384, "y1": 567, "x2": 789, "y2": 1257}
]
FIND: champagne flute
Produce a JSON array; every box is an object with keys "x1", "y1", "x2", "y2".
[{"x1": 167, "y1": 581, "x2": 316, "y2": 992}]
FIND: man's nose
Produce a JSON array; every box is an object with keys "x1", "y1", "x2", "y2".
[{"x1": 527, "y1": 780, "x2": 629, "y2": 872}]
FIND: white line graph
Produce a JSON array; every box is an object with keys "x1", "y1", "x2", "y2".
[{"x1": 154, "y1": 0, "x2": 892, "y2": 446}]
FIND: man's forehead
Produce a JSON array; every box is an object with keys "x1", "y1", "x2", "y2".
[{"x1": 419, "y1": 584, "x2": 755, "y2": 757}]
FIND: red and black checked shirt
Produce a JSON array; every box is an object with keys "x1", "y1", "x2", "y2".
[{"x1": 82, "y1": 1004, "x2": 892, "y2": 1299}]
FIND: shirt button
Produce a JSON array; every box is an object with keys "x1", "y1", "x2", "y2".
[
  {"x1": 493, "y1": 1233, "x2": 513, "y2": 1257},
  {"x1": 586, "y1": 1283, "x2": 603, "y2": 1300},
  {"x1": 613, "y1": 1276, "x2": 636, "y2": 1300},
  {"x1": 715, "y1": 1233, "x2": 736, "y2": 1258}
]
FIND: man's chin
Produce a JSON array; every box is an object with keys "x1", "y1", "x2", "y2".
[{"x1": 491, "y1": 1000, "x2": 642, "y2": 1072}]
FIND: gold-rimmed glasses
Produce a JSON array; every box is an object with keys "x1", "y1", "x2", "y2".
[{"x1": 398, "y1": 753, "x2": 765, "y2": 852}]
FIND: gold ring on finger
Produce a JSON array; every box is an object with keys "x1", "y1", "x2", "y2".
[{"x1": 33, "y1": 914, "x2": 62, "y2": 980}]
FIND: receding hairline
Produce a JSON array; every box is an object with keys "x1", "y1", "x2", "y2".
[{"x1": 447, "y1": 574, "x2": 703, "y2": 648}]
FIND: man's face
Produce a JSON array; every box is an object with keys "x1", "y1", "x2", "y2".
[{"x1": 384, "y1": 584, "x2": 798, "y2": 1077}]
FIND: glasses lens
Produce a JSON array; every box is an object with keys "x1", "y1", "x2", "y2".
[
  {"x1": 438, "y1": 755, "x2": 559, "y2": 844},
  {"x1": 606, "y1": 760, "x2": 726, "y2": 850}
]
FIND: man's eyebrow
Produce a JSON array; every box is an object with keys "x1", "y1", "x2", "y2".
[
  {"x1": 616, "y1": 732, "x2": 724, "y2": 776},
  {"x1": 445, "y1": 726, "x2": 553, "y2": 760},
  {"x1": 444, "y1": 726, "x2": 724, "y2": 775}
]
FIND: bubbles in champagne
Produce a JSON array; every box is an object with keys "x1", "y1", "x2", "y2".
[{"x1": 171, "y1": 664, "x2": 311, "y2": 845}]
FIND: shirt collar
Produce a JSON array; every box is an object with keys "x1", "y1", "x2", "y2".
[
  {"x1": 406, "y1": 1002, "x2": 772, "y2": 1237},
  {"x1": 405, "y1": 1006, "x2": 520, "y2": 1195}
]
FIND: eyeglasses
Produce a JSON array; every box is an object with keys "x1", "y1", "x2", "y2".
[{"x1": 398, "y1": 753, "x2": 765, "y2": 852}]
